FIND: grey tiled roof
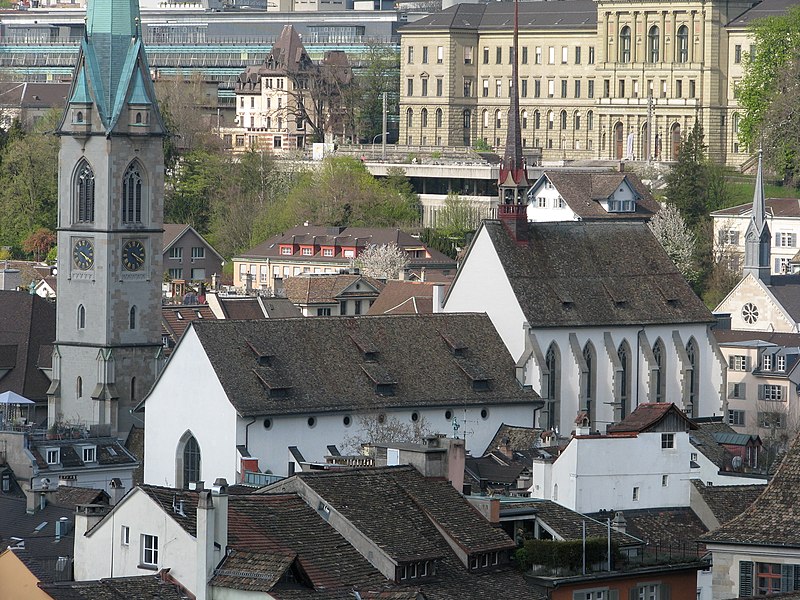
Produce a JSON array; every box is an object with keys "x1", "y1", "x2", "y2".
[
  {"x1": 400, "y1": 1, "x2": 597, "y2": 32},
  {"x1": 186, "y1": 314, "x2": 539, "y2": 417},
  {"x1": 283, "y1": 274, "x2": 383, "y2": 305},
  {"x1": 728, "y1": 0, "x2": 800, "y2": 27},
  {"x1": 703, "y1": 431, "x2": 800, "y2": 547},
  {"x1": 691, "y1": 480, "x2": 766, "y2": 527},
  {"x1": 479, "y1": 220, "x2": 713, "y2": 327},
  {"x1": 40, "y1": 575, "x2": 190, "y2": 599},
  {"x1": 593, "y1": 507, "x2": 707, "y2": 549},
  {"x1": 540, "y1": 172, "x2": 660, "y2": 221}
]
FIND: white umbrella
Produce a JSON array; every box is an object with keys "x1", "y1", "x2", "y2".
[{"x1": 0, "y1": 391, "x2": 35, "y2": 405}]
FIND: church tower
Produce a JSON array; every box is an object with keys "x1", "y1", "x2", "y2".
[
  {"x1": 49, "y1": 0, "x2": 166, "y2": 437},
  {"x1": 497, "y1": 0, "x2": 530, "y2": 243},
  {"x1": 743, "y1": 151, "x2": 771, "y2": 285}
]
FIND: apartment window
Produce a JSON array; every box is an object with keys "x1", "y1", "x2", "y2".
[
  {"x1": 561, "y1": 46, "x2": 568, "y2": 64},
  {"x1": 661, "y1": 80, "x2": 667, "y2": 98},
  {"x1": 483, "y1": 79, "x2": 489, "y2": 97},
  {"x1": 495, "y1": 110, "x2": 502, "y2": 129},
  {"x1": 534, "y1": 80, "x2": 541, "y2": 98},
  {"x1": 587, "y1": 111, "x2": 594, "y2": 130},
  {"x1": 560, "y1": 110, "x2": 567, "y2": 129},
  {"x1": 46, "y1": 449, "x2": 59, "y2": 464},
  {"x1": 778, "y1": 232, "x2": 798, "y2": 247},
  {"x1": 548, "y1": 47, "x2": 555, "y2": 64},
  {"x1": 634, "y1": 584, "x2": 664, "y2": 599},
  {"x1": 535, "y1": 46, "x2": 542, "y2": 64},
  {"x1": 763, "y1": 354, "x2": 773, "y2": 371},
  {"x1": 464, "y1": 46, "x2": 473, "y2": 64},
  {"x1": 760, "y1": 384, "x2": 785, "y2": 401},
  {"x1": 483, "y1": 46, "x2": 489, "y2": 64},
  {"x1": 496, "y1": 80, "x2": 502, "y2": 98},
  {"x1": 759, "y1": 412, "x2": 786, "y2": 428},
  {"x1": 561, "y1": 80, "x2": 567, "y2": 98},
  {"x1": 588, "y1": 46, "x2": 595, "y2": 64},
  {"x1": 689, "y1": 80, "x2": 696, "y2": 98},
  {"x1": 322, "y1": 248, "x2": 334, "y2": 257},
  {"x1": 677, "y1": 26, "x2": 689, "y2": 63},
  {"x1": 734, "y1": 44, "x2": 742, "y2": 64},
  {"x1": 340, "y1": 301, "x2": 347, "y2": 315},
  {"x1": 548, "y1": 80, "x2": 555, "y2": 98},
  {"x1": 662, "y1": 475, "x2": 669, "y2": 487},
  {"x1": 548, "y1": 111, "x2": 554, "y2": 129},
  {"x1": 521, "y1": 79, "x2": 528, "y2": 98},
  {"x1": 619, "y1": 80, "x2": 625, "y2": 97},
  {"x1": 463, "y1": 78, "x2": 471, "y2": 97},
  {"x1": 168, "y1": 268, "x2": 183, "y2": 280},
  {"x1": 603, "y1": 79, "x2": 610, "y2": 98},
  {"x1": 407, "y1": 46, "x2": 414, "y2": 64},
  {"x1": 407, "y1": 79, "x2": 414, "y2": 96},
  {"x1": 632, "y1": 487, "x2": 640, "y2": 501},
  {"x1": 82, "y1": 446, "x2": 96, "y2": 463},
  {"x1": 438, "y1": 78, "x2": 444, "y2": 96},
  {"x1": 421, "y1": 79, "x2": 428, "y2": 96},
  {"x1": 661, "y1": 433, "x2": 675, "y2": 449},
  {"x1": 121, "y1": 525, "x2": 130, "y2": 545},
  {"x1": 317, "y1": 308, "x2": 331, "y2": 316},
  {"x1": 496, "y1": 46, "x2": 502, "y2": 64},
  {"x1": 729, "y1": 382, "x2": 746, "y2": 399},
  {"x1": 437, "y1": 46, "x2": 443, "y2": 63},
  {"x1": 633, "y1": 80, "x2": 639, "y2": 98},
  {"x1": 191, "y1": 247, "x2": 205, "y2": 259},
  {"x1": 648, "y1": 26, "x2": 660, "y2": 62},
  {"x1": 141, "y1": 534, "x2": 159, "y2": 567},
  {"x1": 575, "y1": 46, "x2": 581, "y2": 64},
  {"x1": 509, "y1": 46, "x2": 514, "y2": 64},
  {"x1": 620, "y1": 26, "x2": 631, "y2": 63},
  {"x1": 729, "y1": 355, "x2": 748, "y2": 371},
  {"x1": 728, "y1": 409, "x2": 746, "y2": 426},
  {"x1": 521, "y1": 46, "x2": 528, "y2": 64},
  {"x1": 280, "y1": 246, "x2": 292, "y2": 256},
  {"x1": 778, "y1": 355, "x2": 786, "y2": 371},
  {"x1": 574, "y1": 80, "x2": 581, "y2": 98},
  {"x1": 168, "y1": 247, "x2": 182, "y2": 259},
  {"x1": 421, "y1": 46, "x2": 428, "y2": 64},
  {"x1": 588, "y1": 80, "x2": 594, "y2": 98}
]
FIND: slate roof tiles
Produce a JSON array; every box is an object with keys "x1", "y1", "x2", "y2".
[
  {"x1": 481, "y1": 221, "x2": 712, "y2": 328},
  {"x1": 40, "y1": 574, "x2": 190, "y2": 599},
  {"x1": 691, "y1": 480, "x2": 766, "y2": 527},
  {"x1": 188, "y1": 314, "x2": 539, "y2": 417},
  {"x1": 542, "y1": 172, "x2": 660, "y2": 221}
]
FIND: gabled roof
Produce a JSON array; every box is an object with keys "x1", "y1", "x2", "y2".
[
  {"x1": 210, "y1": 549, "x2": 298, "y2": 593},
  {"x1": 283, "y1": 274, "x2": 383, "y2": 306},
  {"x1": 368, "y1": 281, "x2": 448, "y2": 315},
  {"x1": 400, "y1": 0, "x2": 597, "y2": 32},
  {"x1": 606, "y1": 403, "x2": 697, "y2": 434},
  {"x1": 136, "y1": 485, "x2": 201, "y2": 537},
  {"x1": 162, "y1": 223, "x2": 225, "y2": 262},
  {"x1": 764, "y1": 275, "x2": 800, "y2": 322},
  {"x1": 532, "y1": 172, "x2": 660, "y2": 220},
  {"x1": 691, "y1": 480, "x2": 766, "y2": 527},
  {"x1": 703, "y1": 431, "x2": 800, "y2": 547},
  {"x1": 0, "y1": 291, "x2": 55, "y2": 402},
  {"x1": 180, "y1": 314, "x2": 539, "y2": 417},
  {"x1": 711, "y1": 197, "x2": 800, "y2": 219},
  {"x1": 162, "y1": 304, "x2": 216, "y2": 350},
  {"x1": 484, "y1": 423, "x2": 542, "y2": 455},
  {"x1": 690, "y1": 422, "x2": 735, "y2": 470},
  {"x1": 474, "y1": 221, "x2": 712, "y2": 328},
  {"x1": 40, "y1": 574, "x2": 190, "y2": 599}
]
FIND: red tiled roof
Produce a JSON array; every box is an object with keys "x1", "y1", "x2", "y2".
[{"x1": 606, "y1": 403, "x2": 696, "y2": 434}]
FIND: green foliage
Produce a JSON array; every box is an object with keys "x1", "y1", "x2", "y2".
[
  {"x1": 355, "y1": 44, "x2": 400, "y2": 142},
  {"x1": 473, "y1": 138, "x2": 492, "y2": 152},
  {"x1": 664, "y1": 120, "x2": 709, "y2": 229},
  {"x1": 738, "y1": 6, "x2": 800, "y2": 151},
  {"x1": 514, "y1": 538, "x2": 617, "y2": 573},
  {"x1": 419, "y1": 228, "x2": 458, "y2": 259}
]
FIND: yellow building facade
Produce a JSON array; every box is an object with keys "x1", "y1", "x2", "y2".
[{"x1": 399, "y1": 0, "x2": 776, "y2": 166}]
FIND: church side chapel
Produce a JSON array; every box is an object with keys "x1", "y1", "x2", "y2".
[{"x1": 49, "y1": 0, "x2": 167, "y2": 439}]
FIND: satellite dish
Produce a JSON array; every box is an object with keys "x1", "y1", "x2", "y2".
[{"x1": 731, "y1": 456, "x2": 743, "y2": 471}]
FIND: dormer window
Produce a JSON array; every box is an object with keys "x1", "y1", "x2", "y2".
[
  {"x1": 608, "y1": 199, "x2": 635, "y2": 212},
  {"x1": 46, "y1": 448, "x2": 60, "y2": 465},
  {"x1": 280, "y1": 246, "x2": 293, "y2": 256},
  {"x1": 82, "y1": 446, "x2": 96, "y2": 463},
  {"x1": 398, "y1": 560, "x2": 437, "y2": 582}
]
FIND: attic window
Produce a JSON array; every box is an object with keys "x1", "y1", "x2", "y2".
[
  {"x1": 196, "y1": 311, "x2": 203, "y2": 319},
  {"x1": 608, "y1": 199, "x2": 635, "y2": 212},
  {"x1": 362, "y1": 363, "x2": 397, "y2": 396},
  {"x1": 246, "y1": 340, "x2": 274, "y2": 366},
  {"x1": 552, "y1": 287, "x2": 574, "y2": 308},
  {"x1": 455, "y1": 359, "x2": 493, "y2": 391},
  {"x1": 441, "y1": 333, "x2": 468, "y2": 357},
  {"x1": 82, "y1": 446, "x2": 96, "y2": 463},
  {"x1": 349, "y1": 333, "x2": 379, "y2": 361},
  {"x1": 176, "y1": 312, "x2": 183, "y2": 320},
  {"x1": 46, "y1": 448, "x2": 60, "y2": 465},
  {"x1": 253, "y1": 368, "x2": 292, "y2": 399}
]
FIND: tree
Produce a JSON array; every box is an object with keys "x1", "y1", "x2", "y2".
[
  {"x1": 758, "y1": 57, "x2": 800, "y2": 186},
  {"x1": 355, "y1": 243, "x2": 409, "y2": 280},
  {"x1": 648, "y1": 202, "x2": 698, "y2": 285},
  {"x1": 22, "y1": 227, "x2": 56, "y2": 262},
  {"x1": 664, "y1": 120, "x2": 708, "y2": 229},
  {"x1": 355, "y1": 43, "x2": 400, "y2": 142},
  {"x1": 738, "y1": 6, "x2": 800, "y2": 158},
  {"x1": 341, "y1": 412, "x2": 434, "y2": 455},
  {"x1": 436, "y1": 192, "x2": 485, "y2": 240}
]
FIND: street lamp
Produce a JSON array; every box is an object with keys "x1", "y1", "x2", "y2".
[{"x1": 372, "y1": 132, "x2": 387, "y2": 159}]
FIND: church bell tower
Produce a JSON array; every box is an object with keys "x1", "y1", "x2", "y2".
[{"x1": 49, "y1": 0, "x2": 166, "y2": 437}]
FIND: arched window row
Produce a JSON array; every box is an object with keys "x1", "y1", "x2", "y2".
[
  {"x1": 122, "y1": 162, "x2": 143, "y2": 224},
  {"x1": 74, "y1": 160, "x2": 95, "y2": 224},
  {"x1": 617, "y1": 23, "x2": 689, "y2": 64}
]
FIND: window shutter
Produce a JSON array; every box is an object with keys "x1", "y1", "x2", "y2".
[
  {"x1": 659, "y1": 583, "x2": 671, "y2": 600},
  {"x1": 740, "y1": 383, "x2": 746, "y2": 397},
  {"x1": 793, "y1": 234, "x2": 798, "y2": 247},
  {"x1": 608, "y1": 591, "x2": 619, "y2": 600},
  {"x1": 718, "y1": 230, "x2": 725, "y2": 244},
  {"x1": 776, "y1": 232, "x2": 782, "y2": 246},
  {"x1": 758, "y1": 384, "x2": 765, "y2": 401},
  {"x1": 728, "y1": 383, "x2": 735, "y2": 398},
  {"x1": 781, "y1": 564, "x2": 795, "y2": 592},
  {"x1": 745, "y1": 356, "x2": 751, "y2": 372},
  {"x1": 775, "y1": 258, "x2": 782, "y2": 272},
  {"x1": 729, "y1": 356, "x2": 735, "y2": 370},
  {"x1": 732, "y1": 231, "x2": 740, "y2": 245},
  {"x1": 740, "y1": 560, "x2": 754, "y2": 597},
  {"x1": 782, "y1": 385, "x2": 788, "y2": 400}
]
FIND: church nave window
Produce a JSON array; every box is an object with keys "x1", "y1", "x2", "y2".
[
  {"x1": 122, "y1": 162, "x2": 143, "y2": 224},
  {"x1": 77, "y1": 305, "x2": 86, "y2": 330},
  {"x1": 74, "y1": 161, "x2": 95, "y2": 223}
]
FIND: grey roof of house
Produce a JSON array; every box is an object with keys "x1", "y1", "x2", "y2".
[
  {"x1": 465, "y1": 455, "x2": 526, "y2": 487},
  {"x1": 703, "y1": 431, "x2": 800, "y2": 547},
  {"x1": 690, "y1": 421, "x2": 737, "y2": 470},
  {"x1": 185, "y1": 314, "x2": 540, "y2": 417},
  {"x1": 691, "y1": 480, "x2": 766, "y2": 527},
  {"x1": 538, "y1": 172, "x2": 660, "y2": 221},
  {"x1": 283, "y1": 274, "x2": 383, "y2": 305},
  {"x1": 400, "y1": 1, "x2": 597, "y2": 32},
  {"x1": 29, "y1": 438, "x2": 138, "y2": 472},
  {"x1": 712, "y1": 329, "x2": 800, "y2": 347},
  {"x1": 765, "y1": 275, "x2": 800, "y2": 322},
  {"x1": 728, "y1": 0, "x2": 800, "y2": 27},
  {"x1": 0, "y1": 291, "x2": 56, "y2": 403},
  {"x1": 589, "y1": 507, "x2": 707, "y2": 550},
  {"x1": 711, "y1": 197, "x2": 800, "y2": 218},
  {"x1": 40, "y1": 575, "x2": 191, "y2": 599},
  {"x1": 477, "y1": 220, "x2": 713, "y2": 328}
]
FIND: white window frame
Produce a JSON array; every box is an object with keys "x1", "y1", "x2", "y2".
[
  {"x1": 141, "y1": 534, "x2": 159, "y2": 567},
  {"x1": 778, "y1": 355, "x2": 786, "y2": 371},
  {"x1": 168, "y1": 247, "x2": 182, "y2": 260},
  {"x1": 280, "y1": 246, "x2": 292, "y2": 256},
  {"x1": 730, "y1": 355, "x2": 747, "y2": 371},
  {"x1": 763, "y1": 354, "x2": 772, "y2": 371},
  {"x1": 778, "y1": 232, "x2": 797, "y2": 247},
  {"x1": 82, "y1": 446, "x2": 96, "y2": 463},
  {"x1": 191, "y1": 247, "x2": 205, "y2": 259},
  {"x1": 729, "y1": 409, "x2": 746, "y2": 426},
  {"x1": 121, "y1": 525, "x2": 130, "y2": 546},
  {"x1": 46, "y1": 448, "x2": 60, "y2": 465}
]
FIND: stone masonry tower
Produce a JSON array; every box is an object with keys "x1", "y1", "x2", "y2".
[{"x1": 49, "y1": 0, "x2": 166, "y2": 437}]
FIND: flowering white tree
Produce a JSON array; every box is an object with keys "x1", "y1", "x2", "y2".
[
  {"x1": 648, "y1": 202, "x2": 698, "y2": 285},
  {"x1": 355, "y1": 243, "x2": 409, "y2": 280}
]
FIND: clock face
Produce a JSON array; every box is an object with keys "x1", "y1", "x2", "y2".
[
  {"x1": 122, "y1": 240, "x2": 146, "y2": 272},
  {"x1": 72, "y1": 238, "x2": 94, "y2": 270}
]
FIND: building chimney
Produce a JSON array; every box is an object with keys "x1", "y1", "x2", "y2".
[
  {"x1": 196, "y1": 490, "x2": 215, "y2": 600},
  {"x1": 211, "y1": 477, "x2": 229, "y2": 560},
  {"x1": 446, "y1": 438, "x2": 466, "y2": 493},
  {"x1": 498, "y1": 435, "x2": 513, "y2": 460},
  {"x1": 74, "y1": 503, "x2": 109, "y2": 534},
  {"x1": 109, "y1": 478, "x2": 125, "y2": 505},
  {"x1": 611, "y1": 511, "x2": 627, "y2": 534},
  {"x1": 432, "y1": 284, "x2": 444, "y2": 313}
]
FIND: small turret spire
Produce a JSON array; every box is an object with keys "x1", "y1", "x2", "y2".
[{"x1": 743, "y1": 149, "x2": 771, "y2": 284}]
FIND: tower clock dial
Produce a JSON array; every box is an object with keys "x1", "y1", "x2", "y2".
[
  {"x1": 72, "y1": 238, "x2": 94, "y2": 270},
  {"x1": 122, "y1": 240, "x2": 146, "y2": 271}
]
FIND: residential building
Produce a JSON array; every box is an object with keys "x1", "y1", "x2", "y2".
[
  {"x1": 233, "y1": 225, "x2": 456, "y2": 291},
  {"x1": 161, "y1": 305, "x2": 217, "y2": 356},
  {"x1": 228, "y1": 24, "x2": 354, "y2": 152},
  {"x1": 702, "y1": 432, "x2": 800, "y2": 598},
  {"x1": 526, "y1": 171, "x2": 660, "y2": 222},
  {"x1": 0, "y1": 291, "x2": 56, "y2": 424},
  {"x1": 398, "y1": 0, "x2": 778, "y2": 166},
  {"x1": 0, "y1": 82, "x2": 70, "y2": 131},
  {"x1": 162, "y1": 224, "x2": 225, "y2": 289},
  {"x1": 713, "y1": 198, "x2": 800, "y2": 275},
  {"x1": 368, "y1": 280, "x2": 448, "y2": 315},
  {"x1": 49, "y1": 0, "x2": 166, "y2": 438},
  {"x1": 0, "y1": 548, "x2": 54, "y2": 600},
  {"x1": 283, "y1": 273, "x2": 383, "y2": 316},
  {"x1": 444, "y1": 216, "x2": 725, "y2": 432},
  {"x1": 142, "y1": 313, "x2": 541, "y2": 483}
]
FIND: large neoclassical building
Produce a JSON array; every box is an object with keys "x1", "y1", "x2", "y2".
[{"x1": 399, "y1": 0, "x2": 782, "y2": 166}]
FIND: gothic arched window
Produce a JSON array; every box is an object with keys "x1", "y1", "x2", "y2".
[
  {"x1": 77, "y1": 376, "x2": 82, "y2": 398},
  {"x1": 545, "y1": 343, "x2": 561, "y2": 431},
  {"x1": 74, "y1": 160, "x2": 95, "y2": 223},
  {"x1": 686, "y1": 338, "x2": 699, "y2": 416},
  {"x1": 77, "y1": 304, "x2": 86, "y2": 330},
  {"x1": 183, "y1": 436, "x2": 201, "y2": 488},
  {"x1": 583, "y1": 342, "x2": 597, "y2": 425},
  {"x1": 435, "y1": 108, "x2": 443, "y2": 128},
  {"x1": 653, "y1": 339, "x2": 666, "y2": 402},
  {"x1": 618, "y1": 341, "x2": 631, "y2": 420},
  {"x1": 129, "y1": 306, "x2": 137, "y2": 329},
  {"x1": 122, "y1": 162, "x2": 143, "y2": 224}
]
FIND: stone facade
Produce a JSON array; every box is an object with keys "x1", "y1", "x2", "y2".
[{"x1": 399, "y1": 0, "x2": 762, "y2": 166}]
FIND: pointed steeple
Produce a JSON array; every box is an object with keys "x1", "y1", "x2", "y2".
[
  {"x1": 743, "y1": 150, "x2": 771, "y2": 284},
  {"x1": 59, "y1": 0, "x2": 165, "y2": 135},
  {"x1": 497, "y1": 0, "x2": 530, "y2": 243}
]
